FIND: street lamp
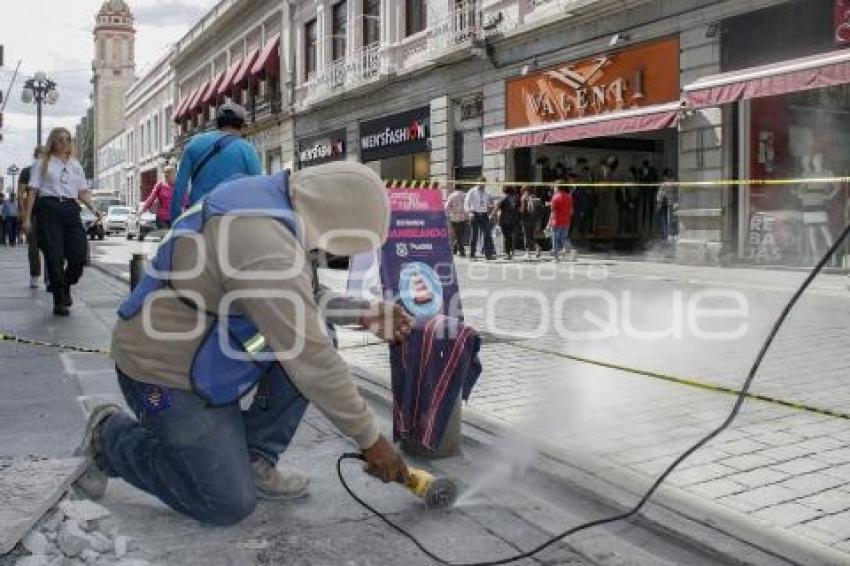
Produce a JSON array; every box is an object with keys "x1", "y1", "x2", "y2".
[
  {"x1": 6, "y1": 164, "x2": 19, "y2": 194},
  {"x1": 21, "y1": 72, "x2": 59, "y2": 147}
]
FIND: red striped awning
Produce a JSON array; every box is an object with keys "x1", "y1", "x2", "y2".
[
  {"x1": 218, "y1": 58, "x2": 243, "y2": 97},
  {"x1": 233, "y1": 48, "x2": 260, "y2": 88},
  {"x1": 251, "y1": 34, "x2": 280, "y2": 79},
  {"x1": 201, "y1": 72, "x2": 225, "y2": 106},
  {"x1": 173, "y1": 92, "x2": 192, "y2": 122},
  {"x1": 483, "y1": 103, "x2": 682, "y2": 152},
  {"x1": 685, "y1": 49, "x2": 850, "y2": 109},
  {"x1": 175, "y1": 87, "x2": 200, "y2": 121},
  {"x1": 187, "y1": 81, "x2": 209, "y2": 114}
]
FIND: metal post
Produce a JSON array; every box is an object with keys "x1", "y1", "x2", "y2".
[
  {"x1": 36, "y1": 97, "x2": 42, "y2": 147},
  {"x1": 129, "y1": 253, "x2": 146, "y2": 291}
]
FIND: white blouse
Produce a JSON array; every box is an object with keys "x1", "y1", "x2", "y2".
[{"x1": 29, "y1": 156, "x2": 88, "y2": 199}]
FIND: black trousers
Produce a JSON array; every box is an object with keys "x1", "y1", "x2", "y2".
[
  {"x1": 36, "y1": 198, "x2": 87, "y2": 305},
  {"x1": 500, "y1": 222, "x2": 519, "y2": 256},
  {"x1": 450, "y1": 221, "x2": 467, "y2": 255}
]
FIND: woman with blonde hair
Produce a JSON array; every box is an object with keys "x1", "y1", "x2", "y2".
[{"x1": 22, "y1": 127, "x2": 101, "y2": 316}]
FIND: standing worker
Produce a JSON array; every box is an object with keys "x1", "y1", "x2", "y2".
[
  {"x1": 74, "y1": 162, "x2": 411, "y2": 526},
  {"x1": 444, "y1": 184, "x2": 468, "y2": 256},
  {"x1": 140, "y1": 165, "x2": 182, "y2": 229},
  {"x1": 21, "y1": 128, "x2": 101, "y2": 316},
  {"x1": 496, "y1": 187, "x2": 521, "y2": 260},
  {"x1": 170, "y1": 102, "x2": 262, "y2": 221},
  {"x1": 0, "y1": 193, "x2": 6, "y2": 246},
  {"x1": 19, "y1": 147, "x2": 45, "y2": 288},
  {"x1": 2, "y1": 193, "x2": 20, "y2": 246},
  {"x1": 550, "y1": 177, "x2": 575, "y2": 263},
  {"x1": 464, "y1": 177, "x2": 495, "y2": 260}
]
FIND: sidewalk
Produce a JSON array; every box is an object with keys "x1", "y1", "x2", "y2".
[{"x1": 0, "y1": 248, "x2": 761, "y2": 565}]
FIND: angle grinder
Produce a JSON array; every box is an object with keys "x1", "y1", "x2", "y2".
[{"x1": 345, "y1": 453, "x2": 458, "y2": 510}]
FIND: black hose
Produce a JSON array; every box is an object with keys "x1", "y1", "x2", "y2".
[{"x1": 337, "y1": 221, "x2": 850, "y2": 566}]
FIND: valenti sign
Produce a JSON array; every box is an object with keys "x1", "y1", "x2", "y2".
[
  {"x1": 359, "y1": 107, "x2": 430, "y2": 161},
  {"x1": 298, "y1": 129, "x2": 347, "y2": 168},
  {"x1": 506, "y1": 38, "x2": 680, "y2": 129}
]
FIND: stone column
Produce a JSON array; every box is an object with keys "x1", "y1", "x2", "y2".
[
  {"x1": 430, "y1": 96, "x2": 451, "y2": 189},
  {"x1": 482, "y1": 79, "x2": 506, "y2": 195}
]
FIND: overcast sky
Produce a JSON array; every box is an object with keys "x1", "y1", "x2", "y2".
[{"x1": 0, "y1": 0, "x2": 217, "y2": 190}]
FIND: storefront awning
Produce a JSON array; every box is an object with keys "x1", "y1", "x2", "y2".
[
  {"x1": 218, "y1": 58, "x2": 243, "y2": 97},
  {"x1": 175, "y1": 87, "x2": 201, "y2": 121},
  {"x1": 251, "y1": 34, "x2": 280, "y2": 79},
  {"x1": 685, "y1": 49, "x2": 850, "y2": 108},
  {"x1": 233, "y1": 48, "x2": 260, "y2": 89},
  {"x1": 201, "y1": 72, "x2": 225, "y2": 106},
  {"x1": 173, "y1": 92, "x2": 192, "y2": 122},
  {"x1": 483, "y1": 103, "x2": 682, "y2": 152},
  {"x1": 188, "y1": 81, "x2": 209, "y2": 114}
]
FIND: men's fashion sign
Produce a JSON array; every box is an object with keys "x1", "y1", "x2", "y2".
[
  {"x1": 297, "y1": 129, "x2": 346, "y2": 168},
  {"x1": 505, "y1": 38, "x2": 680, "y2": 129},
  {"x1": 359, "y1": 107, "x2": 430, "y2": 161}
]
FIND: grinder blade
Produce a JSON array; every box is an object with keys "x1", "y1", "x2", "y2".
[{"x1": 423, "y1": 477, "x2": 458, "y2": 510}]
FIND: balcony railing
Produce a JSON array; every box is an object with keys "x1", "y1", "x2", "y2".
[
  {"x1": 298, "y1": 42, "x2": 384, "y2": 107},
  {"x1": 398, "y1": 0, "x2": 481, "y2": 69}
]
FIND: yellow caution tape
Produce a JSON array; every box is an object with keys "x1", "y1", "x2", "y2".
[
  {"x1": 511, "y1": 342, "x2": 850, "y2": 421},
  {"x1": 0, "y1": 331, "x2": 111, "y2": 355},
  {"x1": 383, "y1": 176, "x2": 850, "y2": 190}
]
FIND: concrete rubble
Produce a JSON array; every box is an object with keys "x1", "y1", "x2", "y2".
[{"x1": 5, "y1": 495, "x2": 144, "y2": 566}]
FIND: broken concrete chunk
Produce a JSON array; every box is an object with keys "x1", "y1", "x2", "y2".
[
  {"x1": 113, "y1": 536, "x2": 131, "y2": 558},
  {"x1": 57, "y1": 521, "x2": 90, "y2": 557},
  {"x1": 80, "y1": 549, "x2": 100, "y2": 565},
  {"x1": 86, "y1": 532, "x2": 111, "y2": 554},
  {"x1": 57, "y1": 501, "x2": 110, "y2": 523},
  {"x1": 15, "y1": 555, "x2": 53, "y2": 566},
  {"x1": 40, "y1": 510, "x2": 65, "y2": 534},
  {"x1": 22, "y1": 531, "x2": 50, "y2": 555}
]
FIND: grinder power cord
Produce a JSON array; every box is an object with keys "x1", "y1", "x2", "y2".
[{"x1": 337, "y1": 220, "x2": 850, "y2": 566}]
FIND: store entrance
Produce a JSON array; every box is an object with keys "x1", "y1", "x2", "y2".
[
  {"x1": 365, "y1": 152, "x2": 430, "y2": 181},
  {"x1": 513, "y1": 128, "x2": 677, "y2": 251}
]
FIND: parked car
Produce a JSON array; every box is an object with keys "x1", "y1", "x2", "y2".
[
  {"x1": 80, "y1": 207, "x2": 105, "y2": 240},
  {"x1": 126, "y1": 210, "x2": 157, "y2": 241},
  {"x1": 105, "y1": 206, "x2": 132, "y2": 235}
]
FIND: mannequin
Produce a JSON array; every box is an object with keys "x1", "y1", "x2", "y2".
[{"x1": 793, "y1": 152, "x2": 839, "y2": 264}]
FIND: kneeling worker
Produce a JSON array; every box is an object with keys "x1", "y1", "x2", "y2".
[{"x1": 75, "y1": 162, "x2": 411, "y2": 525}]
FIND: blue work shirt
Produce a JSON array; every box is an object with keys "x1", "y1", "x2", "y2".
[{"x1": 170, "y1": 130, "x2": 263, "y2": 221}]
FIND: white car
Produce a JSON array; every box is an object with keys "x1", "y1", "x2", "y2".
[
  {"x1": 126, "y1": 210, "x2": 157, "y2": 240},
  {"x1": 105, "y1": 206, "x2": 132, "y2": 235}
]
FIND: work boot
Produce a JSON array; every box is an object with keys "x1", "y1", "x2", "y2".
[
  {"x1": 252, "y1": 458, "x2": 310, "y2": 500},
  {"x1": 29, "y1": 277, "x2": 39, "y2": 289},
  {"x1": 72, "y1": 404, "x2": 122, "y2": 500}
]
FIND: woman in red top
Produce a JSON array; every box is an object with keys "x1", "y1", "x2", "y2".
[{"x1": 140, "y1": 166, "x2": 183, "y2": 229}]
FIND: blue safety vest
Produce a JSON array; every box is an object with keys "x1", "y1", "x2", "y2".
[{"x1": 118, "y1": 171, "x2": 299, "y2": 406}]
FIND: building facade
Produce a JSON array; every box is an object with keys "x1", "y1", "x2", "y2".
[
  {"x1": 95, "y1": 130, "x2": 126, "y2": 201},
  {"x1": 171, "y1": 0, "x2": 292, "y2": 173},
  {"x1": 124, "y1": 49, "x2": 176, "y2": 207},
  {"x1": 92, "y1": 0, "x2": 136, "y2": 182}
]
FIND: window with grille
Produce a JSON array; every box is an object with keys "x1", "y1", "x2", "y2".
[
  {"x1": 364, "y1": 0, "x2": 380, "y2": 46},
  {"x1": 406, "y1": 0, "x2": 427, "y2": 36},
  {"x1": 305, "y1": 19, "x2": 318, "y2": 79},
  {"x1": 333, "y1": 1, "x2": 347, "y2": 61}
]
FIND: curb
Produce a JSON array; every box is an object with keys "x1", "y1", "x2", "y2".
[{"x1": 352, "y1": 366, "x2": 850, "y2": 566}]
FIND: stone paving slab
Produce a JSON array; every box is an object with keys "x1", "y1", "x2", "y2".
[{"x1": 0, "y1": 457, "x2": 86, "y2": 555}]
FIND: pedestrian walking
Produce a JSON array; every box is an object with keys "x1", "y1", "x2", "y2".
[
  {"x1": 170, "y1": 102, "x2": 262, "y2": 221},
  {"x1": 140, "y1": 165, "x2": 183, "y2": 229},
  {"x1": 21, "y1": 127, "x2": 102, "y2": 316},
  {"x1": 444, "y1": 185, "x2": 468, "y2": 256},
  {"x1": 2, "y1": 193, "x2": 20, "y2": 246},
  {"x1": 464, "y1": 177, "x2": 495, "y2": 260},
  {"x1": 550, "y1": 178, "x2": 575, "y2": 263},
  {"x1": 20, "y1": 147, "x2": 46, "y2": 288},
  {"x1": 497, "y1": 187, "x2": 521, "y2": 259},
  {"x1": 519, "y1": 186, "x2": 542, "y2": 259}
]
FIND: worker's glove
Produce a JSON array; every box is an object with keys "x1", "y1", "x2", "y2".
[
  {"x1": 360, "y1": 302, "x2": 413, "y2": 344},
  {"x1": 362, "y1": 435, "x2": 409, "y2": 484}
]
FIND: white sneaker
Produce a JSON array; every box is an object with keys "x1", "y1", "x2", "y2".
[
  {"x1": 252, "y1": 459, "x2": 310, "y2": 500},
  {"x1": 30, "y1": 277, "x2": 39, "y2": 289}
]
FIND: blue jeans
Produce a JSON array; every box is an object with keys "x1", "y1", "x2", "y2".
[
  {"x1": 101, "y1": 366, "x2": 308, "y2": 525},
  {"x1": 469, "y1": 213, "x2": 495, "y2": 258},
  {"x1": 551, "y1": 226, "x2": 571, "y2": 258}
]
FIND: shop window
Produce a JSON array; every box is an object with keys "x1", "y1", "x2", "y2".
[
  {"x1": 333, "y1": 1, "x2": 347, "y2": 61},
  {"x1": 305, "y1": 19, "x2": 318, "y2": 80},
  {"x1": 363, "y1": 0, "x2": 380, "y2": 46},
  {"x1": 406, "y1": 0, "x2": 427, "y2": 37},
  {"x1": 746, "y1": 86, "x2": 850, "y2": 266}
]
